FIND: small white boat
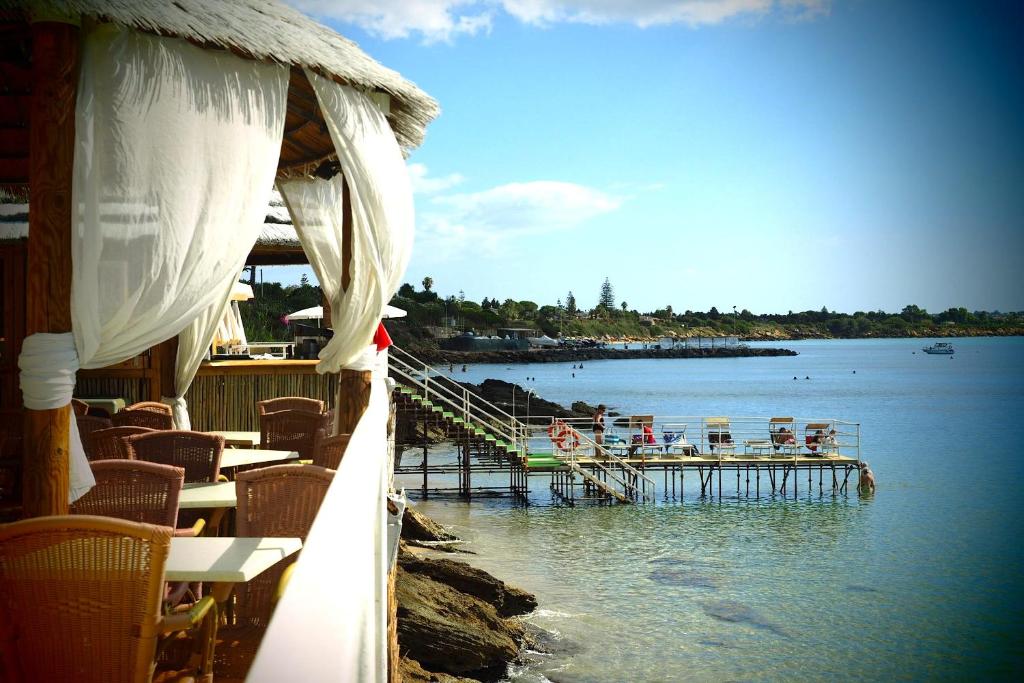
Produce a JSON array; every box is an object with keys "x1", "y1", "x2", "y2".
[
  {"x1": 528, "y1": 334, "x2": 559, "y2": 348},
  {"x1": 922, "y1": 342, "x2": 955, "y2": 354}
]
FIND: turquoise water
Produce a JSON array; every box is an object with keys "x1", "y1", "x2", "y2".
[{"x1": 398, "y1": 338, "x2": 1024, "y2": 681}]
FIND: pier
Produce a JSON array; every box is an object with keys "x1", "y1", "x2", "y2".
[{"x1": 389, "y1": 345, "x2": 863, "y2": 505}]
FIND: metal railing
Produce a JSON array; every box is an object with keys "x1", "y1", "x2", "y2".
[
  {"x1": 539, "y1": 416, "x2": 860, "y2": 463},
  {"x1": 539, "y1": 419, "x2": 657, "y2": 502},
  {"x1": 388, "y1": 345, "x2": 530, "y2": 456}
]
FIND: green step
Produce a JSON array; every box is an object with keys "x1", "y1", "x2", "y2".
[
  {"x1": 398, "y1": 386, "x2": 413, "y2": 394},
  {"x1": 442, "y1": 411, "x2": 454, "y2": 419},
  {"x1": 451, "y1": 417, "x2": 465, "y2": 424}
]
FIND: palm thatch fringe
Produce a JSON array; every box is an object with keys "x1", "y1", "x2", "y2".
[{"x1": 2, "y1": 0, "x2": 439, "y2": 150}]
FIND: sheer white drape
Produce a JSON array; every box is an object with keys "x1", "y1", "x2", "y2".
[
  {"x1": 16, "y1": 23, "x2": 288, "y2": 499},
  {"x1": 162, "y1": 296, "x2": 232, "y2": 430},
  {"x1": 278, "y1": 71, "x2": 414, "y2": 374},
  {"x1": 72, "y1": 23, "x2": 287, "y2": 370}
]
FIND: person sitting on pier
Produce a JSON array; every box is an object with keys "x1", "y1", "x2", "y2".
[
  {"x1": 773, "y1": 426, "x2": 796, "y2": 451},
  {"x1": 806, "y1": 429, "x2": 825, "y2": 453}
]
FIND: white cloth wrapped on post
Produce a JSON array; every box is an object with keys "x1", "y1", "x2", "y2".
[{"x1": 17, "y1": 333, "x2": 95, "y2": 503}]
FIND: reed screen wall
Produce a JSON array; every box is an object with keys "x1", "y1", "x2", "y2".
[{"x1": 185, "y1": 370, "x2": 337, "y2": 431}]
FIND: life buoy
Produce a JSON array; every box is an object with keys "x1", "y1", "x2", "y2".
[
  {"x1": 555, "y1": 425, "x2": 581, "y2": 451},
  {"x1": 548, "y1": 420, "x2": 567, "y2": 449}
]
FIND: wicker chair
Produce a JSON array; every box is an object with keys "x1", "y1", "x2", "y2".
[
  {"x1": 310, "y1": 431, "x2": 351, "y2": 470},
  {"x1": 69, "y1": 459, "x2": 203, "y2": 537},
  {"x1": 259, "y1": 409, "x2": 331, "y2": 460},
  {"x1": 84, "y1": 426, "x2": 155, "y2": 461},
  {"x1": 76, "y1": 415, "x2": 113, "y2": 459},
  {"x1": 0, "y1": 515, "x2": 218, "y2": 683},
  {"x1": 126, "y1": 401, "x2": 174, "y2": 415},
  {"x1": 125, "y1": 430, "x2": 225, "y2": 484},
  {"x1": 256, "y1": 396, "x2": 324, "y2": 415},
  {"x1": 113, "y1": 407, "x2": 174, "y2": 430},
  {"x1": 214, "y1": 465, "x2": 334, "y2": 679},
  {"x1": 70, "y1": 398, "x2": 90, "y2": 416}
]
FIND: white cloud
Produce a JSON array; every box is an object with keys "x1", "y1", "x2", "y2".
[
  {"x1": 288, "y1": 0, "x2": 492, "y2": 43},
  {"x1": 407, "y1": 163, "x2": 466, "y2": 194},
  {"x1": 416, "y1": 180, "x2": 622, "y2": 260},
  {"x1": 287, "y1": 0, "x2": 829, "y2": 42}
]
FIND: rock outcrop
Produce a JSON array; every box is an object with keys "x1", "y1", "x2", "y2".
[
  {"x1": 423, "y1": 345, "x2": 797, "y2": 365},
  {"x1": 396, "y1": 506, "x2": 537, "y2": 681}
]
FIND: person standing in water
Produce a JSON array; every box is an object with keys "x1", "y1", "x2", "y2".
[{"x1": 592, "y1": 404, "x2": 607, "y2": 445}]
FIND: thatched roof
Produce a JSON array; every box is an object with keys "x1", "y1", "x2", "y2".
[{"x1": 0, "y1": 0, "x2": 438, "y2": 156}]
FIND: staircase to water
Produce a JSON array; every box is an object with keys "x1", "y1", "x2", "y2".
[{"x1": 389, "y1": 345, "x2": 654, "y2": 504}]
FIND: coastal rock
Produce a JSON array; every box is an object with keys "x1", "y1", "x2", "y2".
[
  {"x1": 400, "y1": 553, "x2": 538, "y2": 618},
  {"x1": 571, "y1": 400, "x2": 598, "y2": 416},
  {"x1": 428, "y1": 346, "x2": 798, "y2": 365},
  {"x1": 399, "y1": 657, "x2": 481, "y2": 683},
  {"x1": 461, "y1": 379, "x2": 584, "y2": 420},
  {"x1": 396, "y1": 564, "x2": 527, "y2": 677},
  {"x1": 403, "y1": 504, "x2": 459, "y2": 543}
]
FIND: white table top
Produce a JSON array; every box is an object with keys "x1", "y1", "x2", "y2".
[
  {"x1": 165, "y1": 536, "x2": 302, "y2": 583},
  {"x1": 221, "y1": 448, "x2": 299, "y2": 469},
  {"x1": 179, "y1": 481, "x2": 237, "y2": 509},
  {"x1": 207, "y1": 430, "x2": 260, "y2": 447}
]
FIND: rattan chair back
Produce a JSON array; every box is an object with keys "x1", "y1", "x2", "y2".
[
  {"x1": 76, "y1": 415, "x2": 113, "y2": 459},
  {"x1": 112, "y1": 407, "x2": 174, "y2": 430},
  {"x1": 256, "y1": 396, "x2": 324, "y2": 415},
  {"x1": 125, "y1": 401, "x2": 173, "y2": 415},
  {"x1": 0, "y1": 515, "x2": 173, "y2": 683},
  {"x1": 85, "y1": 426, "x2": 155, "y2": 462},
  {"x1": 259, "y1": 409, "x2": 330, "y2": 460},
  {"x1": 71, "y1": 398, "x2": 90, "y2": 416},
  {"x1": 70, "y1": 460, "x2": 184, "y2": 528},
  {"x1": 233, "y1": 464, "x2": 334, "y2": 627},
  {"x1": 311, "y1": 431, "x2": 351, "y2": 470},
  {"x1": 125, "y1": 430, "x2": 224, "y2": 484}
]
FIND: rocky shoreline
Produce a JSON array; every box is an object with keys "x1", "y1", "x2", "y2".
[
  {"x1": 423, "y1": 345, "x2": 797, "y2": 365},
  {"x1": 397, "y1": 506, "x2": 538, "y2": 682}
]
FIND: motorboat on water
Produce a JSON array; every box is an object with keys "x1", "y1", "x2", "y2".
[{"x1": 922, "y1": 342, "x2": 955, "y2": 354}]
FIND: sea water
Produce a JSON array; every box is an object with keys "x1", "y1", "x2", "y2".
[{"x1": 397, "y1": 338, "x2": 1024, "y2": 681}]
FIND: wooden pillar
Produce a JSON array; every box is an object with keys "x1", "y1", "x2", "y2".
[
  {"x1": 333, "y1": 175, "x2": 373, "y2": 433},
  {"x1": 336, "y1": 369, "x2": 372, "y2": 434},
  {"x1": 152, "y1": 337, "x2": 179, "y2": 402},
  {"x1": 22, "y1": 18, "x2": 80, "y2": 518}
]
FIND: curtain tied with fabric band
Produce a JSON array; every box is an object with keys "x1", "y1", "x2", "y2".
[{"x1": 17, "y1": 333, "x2": 94, "y2": 503}]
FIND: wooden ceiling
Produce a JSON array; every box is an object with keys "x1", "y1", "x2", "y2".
[{"x1": 0, "y1": 20, "x2": 338, "y2": 194}]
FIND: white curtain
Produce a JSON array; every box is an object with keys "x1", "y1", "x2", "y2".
[
  {"x1": 278, "y1": 71, "x2": 414, "y2": 374},
  {"x1": 17, "y1": 23, "x2": 287, "y2": 500},
  {"x1": 163, "y1": 297, "x2": 232, "y2": 430},
  {"x1": 71, "y1": 23, "x2": 286, "y2": 434},
  {"x1": 72, "y1": 23, "x2": 287, "y2": 369},
  {"x1": 249, "y1": 378, "x2": 390, "y2": 681}
]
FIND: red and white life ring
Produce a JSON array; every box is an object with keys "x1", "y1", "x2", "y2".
[{"x1": 549, "y1": 420, "x2": 580, "y2": 451}]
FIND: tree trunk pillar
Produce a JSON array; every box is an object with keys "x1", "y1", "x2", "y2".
[
  {"x1": 21, "y1": 18, "x2": 80, "y2": 518},
  {"x1": 335, "y1": 369, "x2": 372, "y2": 435}
]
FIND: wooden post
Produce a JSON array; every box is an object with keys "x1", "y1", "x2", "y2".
[
  {"x1": 153, "y1": 337, "x2": 180, "y2": 402},
  {"x1": 22, "y1": 18, "x2": 80, "y2": 518}
]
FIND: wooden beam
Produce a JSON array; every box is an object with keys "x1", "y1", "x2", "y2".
[
  {"x1": 22, "y1": 19, "x2": 79, "y2": 518},
  {"x1": 334, "y1": 175, "x2": 369, "y2": 434}
]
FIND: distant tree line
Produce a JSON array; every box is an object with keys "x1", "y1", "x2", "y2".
[{"x1": 236, "y1": 275, "x2": 1023, "y2": 343}]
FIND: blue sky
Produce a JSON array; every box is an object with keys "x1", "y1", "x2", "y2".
[{"x1": 275, "y1": 0, "x2": 1024, "y2": 314}]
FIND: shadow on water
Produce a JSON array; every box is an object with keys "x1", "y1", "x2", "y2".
[{"x1": 699, "y1": 599, "x2": 791, "y2": 638}]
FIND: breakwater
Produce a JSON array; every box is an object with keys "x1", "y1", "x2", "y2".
[{"x1": 424, "y1": 345, "x2": 797, "y2": 365}]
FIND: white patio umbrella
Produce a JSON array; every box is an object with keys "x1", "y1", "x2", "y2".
[{"x1": 287, "y1": 303, "x2": 406, "y2": 324}]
